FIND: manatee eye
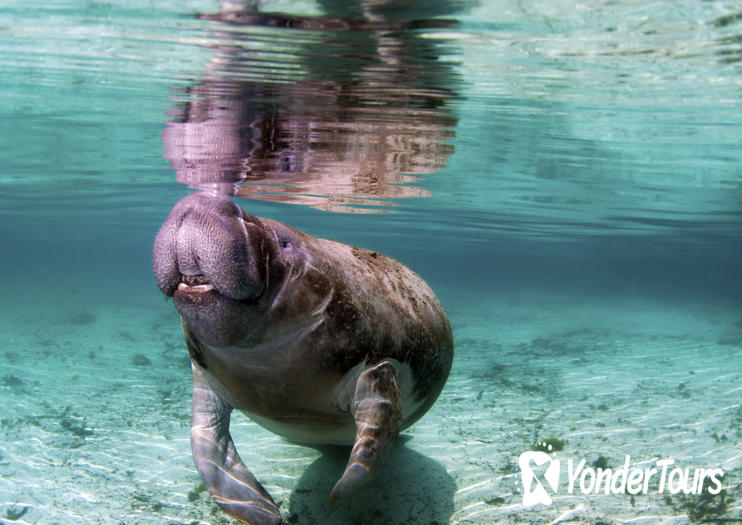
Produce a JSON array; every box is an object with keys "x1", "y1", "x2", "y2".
[{"x1": 280, "y1": 239, "x2": 290, "y2": 249}]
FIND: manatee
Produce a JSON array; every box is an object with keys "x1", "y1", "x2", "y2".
[{"x1": 152, "y1": 192, "x2": 453, "y2": 524}]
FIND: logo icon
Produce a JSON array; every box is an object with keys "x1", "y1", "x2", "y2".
[
  {"x1": 519, "y1": 450, "x2": 560, "y2": 506},
  {"x1": 517, "y1": 451, "x2": 724, "y2": 507}
]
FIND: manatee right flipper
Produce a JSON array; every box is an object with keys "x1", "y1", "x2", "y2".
[
  {"x1": 329, "y1": 361, "x2": 402, "y2": 502},
  {"x1": 190, "y1": 365, "x2": 282, "y2": 525}
]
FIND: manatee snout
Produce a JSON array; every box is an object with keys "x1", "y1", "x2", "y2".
[{"x1": 153, "y1": 193, "x2": 263, "y2": 346}]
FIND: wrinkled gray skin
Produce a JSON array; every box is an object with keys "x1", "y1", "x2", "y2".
[{"x1": 153, "y1": 192, "x2": 453, "y2": 524}]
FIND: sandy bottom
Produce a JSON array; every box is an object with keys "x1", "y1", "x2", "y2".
[{"x1": 1, "y1": 285, "x2": 740, "y2": 524}]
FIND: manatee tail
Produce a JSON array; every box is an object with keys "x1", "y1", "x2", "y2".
[
  {"x1": 190, "y1": 365, "x2": 282, "y2": 525},
  {"x1": 329, "y1": 361, "x2": 402, "y2": 502}
]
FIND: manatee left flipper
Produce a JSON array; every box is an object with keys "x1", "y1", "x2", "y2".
[
  {"x1": 191, "y1": 365, "x2": 282, "y2": 525},
  {"x1": 329, "y1": 361, "x2": 402, "y2": 502}
]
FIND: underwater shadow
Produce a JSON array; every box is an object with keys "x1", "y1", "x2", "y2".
[{"x1": 287, "y1": 436, "x2": 455, "y2": 525}]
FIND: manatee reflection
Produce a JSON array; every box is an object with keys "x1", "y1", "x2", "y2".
[{"x1": 162, "y1": 1, "x2": 460, "y2": 212}]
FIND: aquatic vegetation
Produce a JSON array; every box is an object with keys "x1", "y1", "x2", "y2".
[
  {"x1": 2, "y1": 375, "x2": 23, "y2": 388},
  {"x1": 132, "y1": 491, "x2": 164, "y2": 512},
  {"x1": 716, "y1": 335, "x2": 742, "y2": 346},
  {"x1": 672, "y1": 489, "x2": 733, "y2": 522},
  {"x1": 731, "y1": 406, "x2": 742, "y2": 439},
  {"x1": 475, "y1": 358, "x2": 557, "y2": 397},
  {"x1": 59, "y1": 407, "x2": 93, "y2": 438},
  {"x1": 592, "y1": 455, "x2": 610, "y2": 470},
  {"x1": 130, "y1": 353, "x2": 152, "y2": 366},
  {"x1": 5, "y1": 505, "x2": 28, "y2": 520},
  {"x1": 187, "y1": 482, "x2": 207, "y2": 502},
  {"x1": 119, "y1": 330, "x2": 137, "y2": 342},
  {"x1": 532, "y1": 435, "x2": 565, "y2": 453},
  {"x1": 676, "y1": 381, "x2": 692, "y2": 399},
  {"x1": 59, "y1": 417, "x2": 93, "y2": 438},
  {"x1": 530, "y1": 337, "x2": 571, "y2": 355},
  {"x1": 68, "y1": 312, "x2": 96, "y2": 325}
]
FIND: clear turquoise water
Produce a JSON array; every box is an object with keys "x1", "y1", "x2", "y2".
[{"x1": 1, "y1": 1, "x2": 741, "y2": 523}]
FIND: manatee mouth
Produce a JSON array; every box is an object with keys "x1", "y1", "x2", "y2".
[
  {"x1": 177, "y1": 274, "x2": 215, "y2": 294},
  {"x1": 173, "y1": 273, "x2": 255, "y2": 347}
]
